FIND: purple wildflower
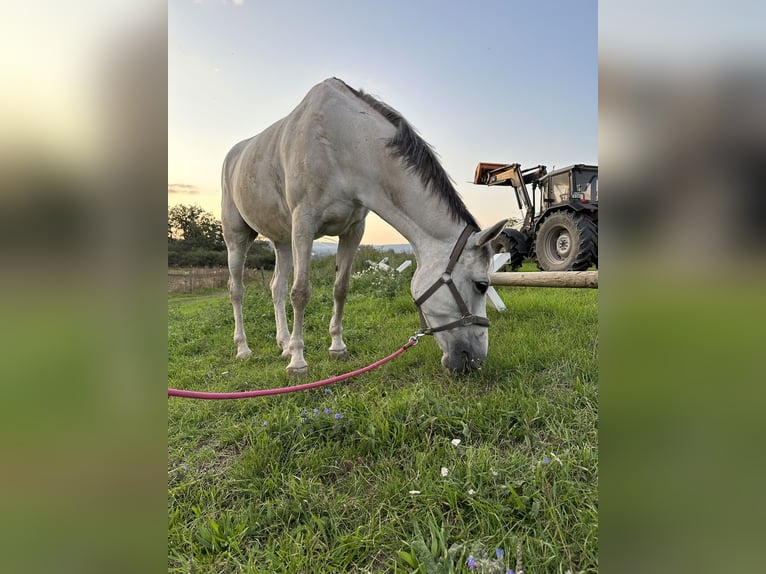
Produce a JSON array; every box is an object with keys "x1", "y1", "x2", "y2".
[
  {"x1": 467, "y1": 556, "x2": 477, "y2": 570},
  {"x1": 496, "y1": 548, "x2": 504, "y2": 560},
  {"x1": 507, "y1": 570, "x2": 515, "y2": 574},
  {"x1": 543, "y1": 456, "x2": 550, "y2": 464},
  {"x1": 313, "y1": 408, "x2": 319, "y2": 414},
  {"x1": 325, "y1": 408, "x2": 332, "y2": 415},
  {"x1": 334, "y1": 413, "x2": 341, "y2": 420}
]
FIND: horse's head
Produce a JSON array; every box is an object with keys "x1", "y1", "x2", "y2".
[{"x1": 411, "y1": 220, "x2": 508, "y2": 374}]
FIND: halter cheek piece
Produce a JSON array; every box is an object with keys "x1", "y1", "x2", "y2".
[{"x1": 413, "y1": 224, "x2": 491, "y2": 335}]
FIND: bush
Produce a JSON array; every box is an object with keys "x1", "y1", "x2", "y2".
[
  {"x1": 245, "y1": 241, "x2": 275, "y2": 269},
  {"x1": 351, "y1": 266, "x2": 409, "y2": 298},
  {"x1": 168, "y1": 247, "x2": 226, "y2": 268},
  {"x1": 168, "y1": 205, "x2": 276, "y2": 269},
  {"x1": 168, "y1": 241, "x2": 275, "y2": 269}
]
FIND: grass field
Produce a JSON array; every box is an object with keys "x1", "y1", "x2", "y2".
[{"x1": 168, "y1": 251, "x2": 598, "y2": 573}]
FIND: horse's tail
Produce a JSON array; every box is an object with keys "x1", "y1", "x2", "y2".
[{"x1": 221, "y1": 142, "x2": 259, "y2": 242}]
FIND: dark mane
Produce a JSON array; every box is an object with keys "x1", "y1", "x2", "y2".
[{"x1": 336, "y1": 78, "x2": 479, "y2": 229}]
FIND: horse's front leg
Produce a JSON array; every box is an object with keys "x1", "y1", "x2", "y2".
[
  {"x1": 284, "y1": 224, "x2": 315, "y2": 375},
  {"x1": 329, "y1": 221, "x2": 365, "y2": 359},
  {"x1": 270, "y1": 243, "x2": 292, "y2": 354}
]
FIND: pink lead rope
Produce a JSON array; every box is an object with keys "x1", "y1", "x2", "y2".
[{"x1": 168, "y1": 335, "x2": 422, "y2": 400}]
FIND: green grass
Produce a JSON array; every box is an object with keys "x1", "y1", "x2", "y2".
[{"x1": 168, "y1": 252, "x2": 598, "y2": 573}]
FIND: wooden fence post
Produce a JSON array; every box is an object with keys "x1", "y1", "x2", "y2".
[{"x1": 489, "y1": 271, "x2": 598, "y2": 289}]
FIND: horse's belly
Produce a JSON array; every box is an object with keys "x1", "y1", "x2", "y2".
[
  {"x1": 318, "y1": 218, "x2": 363, "y2": 237},
  {"x1": 315, "y1": 203, "x2": 368, "y2": 237},
  {"x1": 234, "y1": 192, "x2": 292, "y2": 242}
]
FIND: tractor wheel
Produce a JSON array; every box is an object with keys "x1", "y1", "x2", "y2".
[
  {"x1": 534, "y1": 212, "x2": 597, "y2": 271},
  {"x1": 491, "y1": 229, "x2": 524, "y2": 271}
]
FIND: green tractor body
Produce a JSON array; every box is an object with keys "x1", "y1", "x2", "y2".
[{"x1": 473, "y1": 162, "x2": 598, "y2": 271}]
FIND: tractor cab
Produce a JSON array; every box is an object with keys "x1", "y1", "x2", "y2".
[{"x1": 542, "y1": 164, "x2": 598, "y2": 206}]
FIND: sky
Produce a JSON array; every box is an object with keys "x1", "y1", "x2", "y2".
[{"x1": 169, "y1": 0, "x2": 597, "y2": 245}]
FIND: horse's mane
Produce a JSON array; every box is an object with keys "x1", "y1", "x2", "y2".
[{"x1": 336, "y1": 78, "x2": 479, "y2": 229}]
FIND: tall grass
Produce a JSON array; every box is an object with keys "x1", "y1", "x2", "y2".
[{"x1": 168, "y1": 251, "x2": 597, "y2": 573}]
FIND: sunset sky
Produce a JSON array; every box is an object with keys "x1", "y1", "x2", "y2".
[{"x1": 168, "y1": 0, "x2": 597, "y2": 244}]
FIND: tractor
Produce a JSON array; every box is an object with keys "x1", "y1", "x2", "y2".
[{"x1": 473, "y1": 162, "x2": 598, "y2": 271}]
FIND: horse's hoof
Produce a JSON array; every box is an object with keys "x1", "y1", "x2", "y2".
[
  {"x1": 286, "y1": 365, "x2": 308, "y2": 376},
  {"x1": 236, "y1": 348, "x2": 252, "y2": 360},
  {"x1": 329, "y1": 349, "x2": 348, "y2": 361}
]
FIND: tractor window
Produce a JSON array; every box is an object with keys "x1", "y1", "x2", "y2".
[
  {"x1": 574, "y1": 171, "x2": 598, "y2": 202},
  {"x1": 550, "y1": 173, "x2": 571, "y2": 203}
]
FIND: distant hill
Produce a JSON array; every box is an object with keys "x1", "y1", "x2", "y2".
[
  {"x1": 310, "y1": 242, "x2": 340, "y2": 258},
  {"x1": 374, "y1": 244, "x2": 414, "y2": 254},
  {"x1": 311, "y1": 242, "x2": 413, "y2": 258}
]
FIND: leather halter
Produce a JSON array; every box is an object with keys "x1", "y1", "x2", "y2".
[{"x1": 413, "y1": 224, "x2": 490, "y2": 335}]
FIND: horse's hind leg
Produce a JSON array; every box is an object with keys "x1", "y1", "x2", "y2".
[
  {"x1": 271, "y1": 242, "x2": 292, "y2": 354},
  {"x1": 329, "y1": 220, "x2": 365, "y2": 359},
  {"x1": 222, "y1": 211, "x2": 257, "y2": 360}
]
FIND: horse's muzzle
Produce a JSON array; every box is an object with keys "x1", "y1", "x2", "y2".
[{"x1": 441, "y1": 350, "x2": 485, "y2": 374}]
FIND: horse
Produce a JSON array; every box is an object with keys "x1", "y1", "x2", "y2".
[{"x1": 221, "y1": 78, "x2": 507, "y2": 374}]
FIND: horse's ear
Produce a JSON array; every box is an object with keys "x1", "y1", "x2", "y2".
[{"x1": 474, "y1": 219, "x2": 508, "y2": 247}]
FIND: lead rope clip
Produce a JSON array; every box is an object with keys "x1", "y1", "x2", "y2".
[{"x1": 409, "y1": 332, "x2": 430, "y2": 346}]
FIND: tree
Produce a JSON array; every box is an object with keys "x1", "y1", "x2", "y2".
[
  {"x1": 168, "y1": 204, "x2": 224, "y2": 250},
  {"x1": 167, "y1": 204, "x2": 275, "y2": 268}
]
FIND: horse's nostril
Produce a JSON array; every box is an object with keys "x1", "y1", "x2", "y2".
[
  {"x1": 442, "y1": 350, "x2": 483, "y2": 374},
  {"x1": 450, "y1": 351, "x2": 471, "y2": 374}
]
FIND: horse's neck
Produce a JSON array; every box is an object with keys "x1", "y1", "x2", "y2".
[{"x1": 362, "y1": 179, "x2": 467, "y2": 262}]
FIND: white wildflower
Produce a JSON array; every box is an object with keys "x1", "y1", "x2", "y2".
[
  {"x1": 408, "y1": 490, "x2": 421, "y2": 495},
  {"x1": 451, "y1": 438, "x2": 461, "y2": 446},
  {"x1": 468, "y1": 489, "x2": 476, "y2": 495},
  {"x1": 440, "y1": 467, "x2": 449, "y2": 477}
]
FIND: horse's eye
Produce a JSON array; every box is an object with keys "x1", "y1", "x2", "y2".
[{"x1": 474, "y1": 281, "x2": 489, "y2": 294}]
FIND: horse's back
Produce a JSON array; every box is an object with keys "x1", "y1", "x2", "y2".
[{"x1": 222, "y1": 78, "x2": 389, "y2": 241}]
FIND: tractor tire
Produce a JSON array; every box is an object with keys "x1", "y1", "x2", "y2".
[
  {"x1": 534, "y1": 212, "x2": 597, "y2": 271},
  {"x1": 491, "y1": 229, "x2": 524, "y2": 271}
]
